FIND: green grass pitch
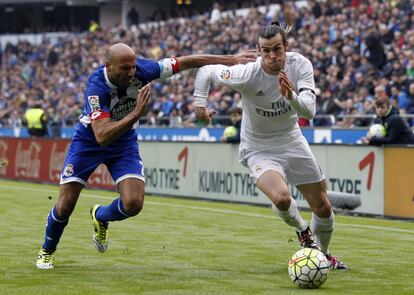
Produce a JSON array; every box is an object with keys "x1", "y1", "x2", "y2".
[{"x1": 0, "y1": 179, "x2": 413, "y2": 294}]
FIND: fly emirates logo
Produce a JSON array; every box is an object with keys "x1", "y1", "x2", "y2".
[{"x1": 256, "y1": 101, "x2": 292, "y2": 117}]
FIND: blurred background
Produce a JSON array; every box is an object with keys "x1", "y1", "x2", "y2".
[{"x1": 1, "y1": 0, "x2": 414, "y2": 140}]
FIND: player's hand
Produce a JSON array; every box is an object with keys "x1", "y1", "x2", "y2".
[
  {"x1": 135, "y1": 84, "x2": 151, "y2": 118},
  {"x1": 233, "y1": 49, "x2": 258, "y2": 65},
  {"x1": 279, "y1": 70, "x2": 294, "y2": 100},
  {"x1": 195, "y1": 107, "x2": 216, "y2": 125}
]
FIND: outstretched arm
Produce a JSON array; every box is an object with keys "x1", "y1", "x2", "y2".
[
  {"x1": 194, "y1": 63, "x2": 250, "y2": 124},
  {"x1": 193, "y1": 65, "x2": 217, "y2": 124},
  {"x1": 177, "y1": 50, "x2": 257, "y2": 71}
]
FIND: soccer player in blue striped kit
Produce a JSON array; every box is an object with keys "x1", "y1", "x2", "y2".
[{"x1": 36, "y1": 43, "x2": 256, "y2": 269}]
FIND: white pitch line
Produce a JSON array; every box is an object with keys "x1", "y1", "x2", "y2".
[{"x1": 1, "y1": 182, "x2": 414, "y2": 234}]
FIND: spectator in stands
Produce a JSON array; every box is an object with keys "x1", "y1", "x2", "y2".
[
  {"x1": 127, "y1": 7, "x2": 140, "y2": 26},
  {"x1": 88, "y1": 20, "x2": 99, "y2": 33},
  {"x1": 169, "y1": 108, "x2": 183, "y2": 128},
  {"x1": 221, "y1": 107, "x2": 241, "y2": 143},
  {"x1": 23, "y1": 102, "x2": 48, "y2": 137},
  {"x1": 143, "y1": 110, "x2": 159, "y2": 127},
  {"x1": 47, "y1": 106, "x2": 62, "y2": 138},
  {"x1": 405, "y1": 82, "x2": 414, "y2": 122},
  {"x1": 364, "y1": 32, "x2": 387, "y2": 70},
  {"x1": 379, "y1": 23, "x2": 394, "y2": 46},
  {"x1": 336, "y1": 98, "x2": 357, "y2": 128},
  {"x1": 390, "y1": 85, "x2": 408, "y2": 112},
  {"x1": 361, "y1": 96, "x2": 414, "y2": 145},
  {"x1": 210, "y1": 2, "x2": 221, "y2": 23},
  {"x1": 3, "y1": 0, "x2": 414, "y2": 129}
]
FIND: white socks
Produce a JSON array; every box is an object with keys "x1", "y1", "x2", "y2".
[
  {"x1": 311, "y1": 212, "x2": 334, "y2": 255},
  {"x1": 272, "y1": 198, "x2": 308, "y2": 232}
]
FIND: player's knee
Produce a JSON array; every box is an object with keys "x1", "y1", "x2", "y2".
[
  {"x1": 57, "y1": 183, "x2": 82, "y2": 219},
  {"x1": 55, "y1": 201, "x2": 75, "y2": 219},
  {"x1": 270, "y1": 189, "x2": 291, "y2": 211},
  {"x1": 122, "y1": 196, "x2": 144, "y2": 216},
  {"x1": 311, "y1": 194, "x2": 332, "y2": 218}
]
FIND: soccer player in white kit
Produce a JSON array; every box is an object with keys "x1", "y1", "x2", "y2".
[{"x1": 193, "y1": 22, "x2": 349, "y2": 270}]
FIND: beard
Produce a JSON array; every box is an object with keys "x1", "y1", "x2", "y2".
[{"x1": 263, "y1": 60, "x2": 284, "y2": 74}]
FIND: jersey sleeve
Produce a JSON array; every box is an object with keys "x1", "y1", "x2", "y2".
[
  {"x1": 193, "y1": 64, "x2": 249, "y2": 107},
  {"x1": 84, "y1": 82, "x2": 110, "y2": 121},
  {"x1": 136, "y1": 59, "x2": 161, "y2": 82},
  {"x1": 136, "y1": 58, "x2": 181, "y2": 81},
  {"x1": 288, "y1": 57, "x2": 316, "y2": 119},
  {"x1": 295, "y1": 57, "x2": 316, "y2": 93},
  {"x1": 158, "y1": 57, "x2": 180, "y2": 79}
]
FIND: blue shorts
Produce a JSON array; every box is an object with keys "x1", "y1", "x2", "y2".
[{"x1": 60, "y1": 139, "x2": 144, "y2": 186}]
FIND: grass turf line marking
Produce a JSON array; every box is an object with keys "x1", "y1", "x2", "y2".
[{"x1": 1, "y1": 182, "x2": 413, "y2": 235}]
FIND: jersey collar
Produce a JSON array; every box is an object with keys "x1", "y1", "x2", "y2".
[{"x1": 103, "y1": 67, "x2": 117, "y2": 89}]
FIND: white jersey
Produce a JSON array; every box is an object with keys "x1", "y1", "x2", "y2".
[{"x1": 194, "y1": 52, "x2": 316, "y2": 150}]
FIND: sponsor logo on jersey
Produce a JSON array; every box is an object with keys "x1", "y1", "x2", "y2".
[
  {"x1": 271, "y1": 101, "x2": 288, "y2": 109},
  {"x1": 63, "y1": 164, "x2": 74, "y2": 177},
  {"x1": 111, "y1": 97, "x2": 137, "y2": 121},
  {"x1": 88, "y1": 95, "x2": 100, "y2": 112},
  {"x1": 256, "y1": 105, "x2": 292, "y2": 117},
  {"x1": 220, "y1": 69, "x2": 231, "y2": 81},
  {"x1": 256, "y1": 90, "x2": 265, "y2": 96}
]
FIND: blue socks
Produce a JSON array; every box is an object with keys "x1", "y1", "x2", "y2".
[
  {"x1": 95, "y1": 198, "x2": 130, "y2": 223},
  {"x1": 41, "y1": 198, "x2": 130, "y2": 251},
  {"x1": 42, "y1": 207, "x2": 68, "y2": 252}
]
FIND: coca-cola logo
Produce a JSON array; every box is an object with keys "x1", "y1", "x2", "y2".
[
  {"x1": 89, "y1": 164, "x2": 114, "y2": 187},
  {"x1": 49, "y1": 143, "x2": 70, "y2": 181},
  {"x1": 0, "y1": 140, "x2": 8, "y2": 175},
  {"x1": 15, "y1": 141, "x2": 41, "y2": 178}
]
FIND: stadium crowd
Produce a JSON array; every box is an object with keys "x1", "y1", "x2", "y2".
[{"x1": 1, "y1": 0, "x2": 414, "y2": 131}]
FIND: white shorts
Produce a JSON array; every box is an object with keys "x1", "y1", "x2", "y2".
[{"x1": 239, "y1": 136, "x2": 324, "y2": 186}]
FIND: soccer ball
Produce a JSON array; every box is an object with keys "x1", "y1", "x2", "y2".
[
  {"x1": 368, "y1": 124, "x2": 386, "y2": 138},
  {"x1": 288, "y1": 248, "x2": 329, "y2": 289},
  {"x1": 223, "y1": 126, "x2": 237, "y2": 138}
]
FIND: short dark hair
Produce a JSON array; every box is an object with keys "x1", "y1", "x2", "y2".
[
  {"x1": 256, "y1": 21, "x2": 288, "y2": 45},
  {"x1": 229, "y1": 107, "x2": 242, "y2": 115},
  {"x1": 375, "y1": 96, "x2": 390, "y2": 107}
]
